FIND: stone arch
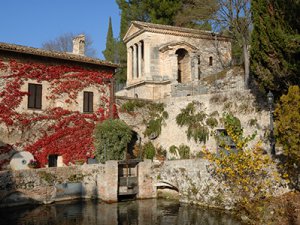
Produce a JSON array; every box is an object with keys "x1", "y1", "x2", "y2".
[
  {"x1": 155, "y1": 180, "x2": 179, "y2": 191},
  {"x1": 155, "y1": 180, "x2": 180, "y2": 198},
  {"x1": 176, "y1": 48, "x2": 190, "y2": 83},
  {"x1": 159, "y1": 41, "x2": 198, "y2": 53}
]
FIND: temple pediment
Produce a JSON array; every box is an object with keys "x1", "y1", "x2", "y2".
[{"x1": 123, "y1": 23, "x2": 143, "y2": 42}]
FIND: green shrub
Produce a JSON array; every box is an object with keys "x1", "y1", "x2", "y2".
[
  {"x1": 169, "y1": 144, "x2": 190, "y2": 159},
  {"x1": 206, "y1": 117, "x2": 218, "y2": 128},
  {"x1": 93, "y1": 119, "x2": 132, "y2": 163},
  {"x1": 178, "y1": 144, "x2": 190, "y2": 159},
  {"x1": 120, "y1": 99, "x2": 146, "y2": 112},
  {"x1": 142, "y1": 142, "x2": 156, "y2": 160}
]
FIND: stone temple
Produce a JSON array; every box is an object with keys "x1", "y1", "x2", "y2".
[{"x1": 117, "y1": 21, "x2": 232, "y2": 100}]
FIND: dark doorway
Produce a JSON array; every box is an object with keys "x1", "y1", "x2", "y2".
[
  {"x1": 127, "y1": 131, "x2": 140, "y2": 159},
  {"x1": 48, "y1": 154, "x2": 58, "y2": 167},
  {"x1": 176, "y1": 48, "x2": 190, "y2": 83}
]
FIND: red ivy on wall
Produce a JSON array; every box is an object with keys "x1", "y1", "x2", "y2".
[{"x1": 0, "y1": 58, "x2": 115, "y2": 168}]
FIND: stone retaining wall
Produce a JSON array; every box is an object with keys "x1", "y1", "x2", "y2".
[
  {"x1": 118, "y1": 89, "x2": 270, "y2": 156},
  {"x1": 0, "y1": 163, "x2": 118, "y2": 207},
  {"x1": 0, "y1": 159, "x2": 289, "y2": 210}
]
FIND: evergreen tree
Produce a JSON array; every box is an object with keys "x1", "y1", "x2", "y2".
[
  {"x1": 250, "y1": 0, "x2": 300, "y2": 97},
  {"x1": 175, "y1": 0, "x2": 218, "y2": 29},
  {"x1": 147, "y1": 0, "x2": 182, "y2": 25},
  {"x1": 275, "y1": 85, "x2": 300, "y2": 190},
  {"x1": 115, "y1": 4, "x2": 129, "y2": 84},
  {"x1": 102, "y1": 17, "x2": 115, "y2": 62}
]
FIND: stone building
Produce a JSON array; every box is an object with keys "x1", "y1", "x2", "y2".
[
  {"x1": 0, "y1": 36, "x2": 118, "y2": 170},
  {"x1": 117, "y1": 21, "x2": 232, "y2": 99}
]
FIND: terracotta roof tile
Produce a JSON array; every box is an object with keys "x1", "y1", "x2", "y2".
[{"x1": 0, "y1": 42, "x2": 118, "y2": 68}]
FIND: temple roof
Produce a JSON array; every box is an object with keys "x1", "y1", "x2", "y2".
[{"x1": 124, "y1": 21, "x2": 231, "y2": 43}]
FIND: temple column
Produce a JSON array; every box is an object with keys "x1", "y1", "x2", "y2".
[
  {"x1": 143, "y1": 39, "x2": 151, "y2": 80},
  {"x1": 169, "y1": 53, "x2": 178, "y2": 83},
  {"x1": 138, "y1": 42, "x2": 142, "y2": 78},
  {"x1": 133, "y1": 44, "x2": 137, "y2": 79},
  {"x1": 127, "y1": 47, "x2": 133, "y2": 84}
]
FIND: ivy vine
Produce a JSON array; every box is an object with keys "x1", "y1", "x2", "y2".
[
  {"x1": 0, "y1": 58, "x2": 114, "y2": 167},
  {"x1": 176, "y1": 101, "x2": 211, "y2": 143},
  {"x1": 121, "y1": 99, "x2": 168, "y2": 139}
]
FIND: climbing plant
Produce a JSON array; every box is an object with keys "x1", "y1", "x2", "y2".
[
  {"x1": 176, "y1": 101, "x2": 210, "y2": 143},
  {"x1": 169, "y1": 144, "x2": 191, "y2": 159},
  {"x1": 120, "y1": 99, "x2": 168, "y2": 139},
  {"x1": 0, "y1": 58, "x2": 114, "y2": 167}
]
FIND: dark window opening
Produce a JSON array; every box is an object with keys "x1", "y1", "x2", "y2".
[
  {"x1": 209, "y1": 56, "x2": 213, "y2": 66},
  {"x1": 83, "y1": 91, "x2": 94, "y2": 113},
  {"x1": 28, "y1": 83, "x2": 42, "y2": 109},
  {"x1": 48, "y1": 154, "x2": 58, "y2": 167},
  {"x1": 136, "y1": 44, "x2": 139, "y2": 78},
  {"x1": 131, "y1": 46, "x2": 134, "y2": 79},
  {"x1": 141, "y1": 41, "x2": 144, "y2": 60},
  {"x1": 198, "y1": 55, "x2": 201, "y2": 80},
  {"x1": 176, "y1": 48, "x2": 189, "y2": 83}
]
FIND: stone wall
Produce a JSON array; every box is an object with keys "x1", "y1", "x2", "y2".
[
  {"x1": 118, "y1": 89, "x2": 271, "y2": 157},
  {"x1": 152, "y1": 159, "x2": 234, "y2": 208},
  {"x1": 0, "y1": 158, "x2": 289, "y2": 210},
  {"x1": 142, "y1": 159, "x2": 289, "y2": 209},
  {"x1": 0, "y1": 163, "x2": 119, "y2": 207}
]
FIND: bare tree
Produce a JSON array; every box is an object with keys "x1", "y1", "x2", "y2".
[
  {"x1": 42, "y1": 32, "x2": 97, "y2": 58},
  {"x1": 171, "y1": 0, "x2": 251, "y2": 88},
  {"x1": 213, "y1": 0, "x2": 251, "y2": 88}
]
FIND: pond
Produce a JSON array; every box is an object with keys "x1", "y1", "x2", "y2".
[{"x1": 0, "y1": 199, "x2": 244, "y2": 225}]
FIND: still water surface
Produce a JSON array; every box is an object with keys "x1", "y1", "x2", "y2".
[{"x1": 0, "y1": 199, "x2": 243, "y2": 225}]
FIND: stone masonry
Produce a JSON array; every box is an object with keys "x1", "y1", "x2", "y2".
[{"x1": 118, "y1": 89, "x2": 271, "y2": 156}]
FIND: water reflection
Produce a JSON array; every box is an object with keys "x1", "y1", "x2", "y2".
[{"x1": 0, "y1": 199, "x2": 243, "y2": 225}]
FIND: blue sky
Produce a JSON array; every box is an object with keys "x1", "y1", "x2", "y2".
[{"x1": 0, "y1": 0, "x2": 121, "y2": 59}]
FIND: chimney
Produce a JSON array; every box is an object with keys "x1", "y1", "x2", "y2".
[{"x1": 72, "y1": 34, "x2": 85, "y2": 55}]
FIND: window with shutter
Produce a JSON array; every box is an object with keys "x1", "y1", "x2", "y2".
[
  {"x1": 28, "y1": 83, "x2": 42, "y2": 109},
  {"x1": 83, "y1": 91, "x2": 93, "y2": 113}
]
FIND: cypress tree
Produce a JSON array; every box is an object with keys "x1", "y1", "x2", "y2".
[
  {"x1": 114, "y1": 1, "x2": 129, "y2": 84},
  {"x1": 102, "y1": 17, "x2": 115, "y2": 62},
  {"x1": 250, "y1": 0, "x2": 300, "y2": 97}
]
